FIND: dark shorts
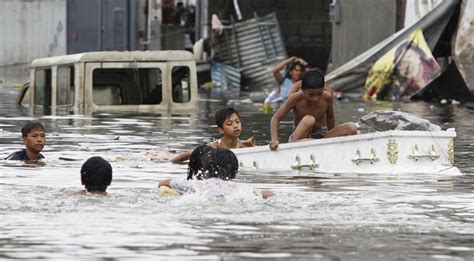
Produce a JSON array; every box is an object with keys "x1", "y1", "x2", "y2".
[
  {"x1": 310, "y1": 132, "x2": 325, "y2": 139},
  {"x1": 288, "y1": 132, "x2": 326, "y2": 142}
]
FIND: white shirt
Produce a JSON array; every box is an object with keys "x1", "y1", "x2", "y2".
[{"x1": 170, "y1": 178, "x2": 257, "y2": 198}]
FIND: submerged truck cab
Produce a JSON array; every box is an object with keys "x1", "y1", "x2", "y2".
[{"x1": 17, "y1": 51, "x2": 198, "y2": 114}]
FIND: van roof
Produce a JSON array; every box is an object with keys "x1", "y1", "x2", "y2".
[{"x1": 30, "y1": 50, "x2": 195, "y2": 68}]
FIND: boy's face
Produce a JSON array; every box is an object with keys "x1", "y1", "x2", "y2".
[
  {"x1": 23, "y1": 128, "x2": 45, "y2": 154},
  {"x1": 289, "y1": 65, "x2": 304, "y2": 81},
  {"x1": 219, "y1": 113, "x2": 242, "y2": 138},
  {"x1": 303, "y1": 88, "x2": 324, "y2": 104}
]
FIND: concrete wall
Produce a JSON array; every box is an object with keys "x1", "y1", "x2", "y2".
[
  {"x1": 0, "y1": 0, "x2": 66, "y2": 85},
  {"x1": 329, "y1": 0, "x2": 397, "y2": 71},
  {"x1": 67, "y1": 0, "x2": 134, "y2": 53},
  {"x1": 209, "y1": 0, "x2": 332, "y2": 70},
  {"x1": 67, "y1": 0, "x2": 162, "y2": 54}
]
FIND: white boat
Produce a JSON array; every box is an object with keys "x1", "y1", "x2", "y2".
[{"x1": 233, "y1": 129, "x2": 461, "y2": 175}]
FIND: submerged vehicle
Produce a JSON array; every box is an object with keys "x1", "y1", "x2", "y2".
[
  {"x1": 233, "y1": 129, "x2": 460, "y2": 176},
  {"x1": 16, "y1": 51, "x2": 198, "y2": 114}
]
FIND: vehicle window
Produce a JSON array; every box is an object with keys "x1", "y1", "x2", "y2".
[
  {"x1": 172, "y1": 66, "x2": 191, "y2": 103},
  {"x1": 92, "y1": 68, "x2": 162, "y2": 105},
  {"x1": 34, "y1": 69, "x2": 52, "y2": 106},
  {"x1": 57, "y1": 66, "x2": 74, "y2": 106}
]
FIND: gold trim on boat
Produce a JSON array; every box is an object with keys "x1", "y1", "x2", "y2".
[
  {"x1": 447, "y1": 139, "x2": 454, "y2": 165},
  {"x1": 387, "y1": 139, "x2": 398, "y2": 165}
]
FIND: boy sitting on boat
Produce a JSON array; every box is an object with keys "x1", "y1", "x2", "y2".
[
  {"x1": 160, "y1": 145, "x2": 274, "y2": 199},
  {"x1": 269, "y1": 70, "x2": 357, "y2": 151},
  {"x1": 5, "y1": 121, "x2": 46, "y2": 161},
  {"x1": 170, "y1": 107, "x2": 255, "y2": 163}
]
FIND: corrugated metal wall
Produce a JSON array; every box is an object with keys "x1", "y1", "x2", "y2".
[
  {"x1": 328, "y1": 0, "x2": 397, "y2": 72},
  {"x1": 209, "y1": 0, "x2": 332, "y2": 71},
  {"x1": 0, "y1": 0, "x2": 66, "y2": 84},
  {"x1": 214, "y1": 13, "x2": 287, "y2": 90}
]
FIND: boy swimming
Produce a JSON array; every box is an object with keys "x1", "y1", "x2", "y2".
[
  {"x1": 5, "y1": 121, "x2": 46, "y2": 161},
  {"x1": 161, "y1": 146, "x2": 274, "y2": 199},
  {"x1": 79, "y1": 156, "x2": 113, "y2": 195},
  {"x1": 170, "y1": 107, "x2": 254, "y2": 163}
]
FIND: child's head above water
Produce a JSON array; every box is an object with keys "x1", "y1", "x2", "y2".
[
  {"x1": 203, "y1": 148, "x2": 239, "y2": 180},
  {"x1": 215, "y1": 107, "x2": 240, "y2": 128},
  {"x1": 21, "y1": 121, "x2": 46, "y2": 157},
  {"x1": 187, "y1": 145, "x2": 214, "y2": 180},
  {"x1": 81, "y1": 156, "x2": 113, "y2": 193},
  {"x1": 21, "y1": 121, "x2": 45, "y2": 137},
  {"x1": 187, "y1": 146, "x2": 239, "y2": 181}
]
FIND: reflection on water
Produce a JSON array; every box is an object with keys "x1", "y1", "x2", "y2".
[{"x1": 0, "y1": 86, "x2": 473, "y2": 259}]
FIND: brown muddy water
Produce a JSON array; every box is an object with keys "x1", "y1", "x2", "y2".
[{"x1": 0, "y1": 85, "x2": 473, "y2": 260}]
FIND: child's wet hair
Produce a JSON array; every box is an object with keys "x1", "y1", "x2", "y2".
[
  {"x1": 187, "y1": 145, "x2": 214, "y2": 180},
  {"x1": 81, "y1": 156, "x2": 113, "y2": 192},
  {"x1": 286, "y1": 61, "x2": 306, "y2": 78},
  {"x1": 187, "y1": 146, "x2": 239, "y2": 180},
  {"x1": 21, "y1": 121, "x2": 45, "y2": 137},
  {"x1": 301, "y1": 70, "x2": 325, "y2": 90},
  {"x1": 201, "y1": 148, "x2": 238, "y2": 180},
  {"x1": 215, "y1": 107, "x2": 240, "y2": 128}
]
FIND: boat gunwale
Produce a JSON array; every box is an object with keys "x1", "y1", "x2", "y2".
[{"x1": 232, "y1": 129, "x2": 456, "y2": 154}]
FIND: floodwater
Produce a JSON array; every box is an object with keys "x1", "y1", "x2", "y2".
[{"x1": 0, "y1": 85, "x2": 473, "y2": 260}]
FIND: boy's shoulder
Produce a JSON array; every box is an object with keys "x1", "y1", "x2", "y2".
[
  {"x1": 5, "y1": 149, "x2": 45, "y2": 160},
  {"x1": 5, "y1": 149, "x2": 27, "y2": 160}
]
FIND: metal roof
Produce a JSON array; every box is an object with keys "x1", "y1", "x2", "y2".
[{"x1": 30, "y1": 50, "x2": 195, "y2": 68}]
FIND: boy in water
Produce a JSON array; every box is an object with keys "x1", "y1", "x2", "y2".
[
  {"x1": 161, "y1": 146, "x2": 274, "y2": 199},
  {"x1": 170, "y1": 107, "x2": 254, "y2": 163},
  {"x1": 208, "y1": 107, "x2": 255, "y2": 149},
  {"x1": 79, "y1": 156, "x2": 113, "y2": 195},
  {"x1": 269, "y1": 70, "x2": 357, "y2": 150},
  {"x1": 5, "y1": 121, "x2": 46, "y2": 161},
  {"x1": 272, "y1": 56, "x2": 307, "y2": 101}
]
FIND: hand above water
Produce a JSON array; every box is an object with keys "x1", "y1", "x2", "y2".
[{"x1": 269, "y1": 140, "x2": 279, "y2": 151}]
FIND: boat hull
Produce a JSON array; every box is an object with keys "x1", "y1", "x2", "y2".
[{"x1": 232, "y1": 130, "x2": 461, "y2": 175}]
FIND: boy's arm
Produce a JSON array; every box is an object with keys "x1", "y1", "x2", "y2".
[
  {"x1": 170, "y1": 150, "x2": 192, "y2": 164},
  {"x1": 261, "y1": 190, "x2": 275, "y2": 199},
  {"x1": 269, "y1": 94, "x2": 297, "y2": 150},
  {"x1": 296, "y1": 57, "x2": 308, "y2": 67},
  {"x1": 159, "y1": 179, "x2": 172, "y2": 188},
  {"x1": 325, "y1": 94, "x2": 335, "y2": 131},
  {"x1": 272, "y1": 56, "x2": 296, "y2": 83}
]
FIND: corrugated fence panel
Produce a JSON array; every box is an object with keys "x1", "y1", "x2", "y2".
[{"x1": 215, "y1": 13, "x2": 287, "y2": 90}]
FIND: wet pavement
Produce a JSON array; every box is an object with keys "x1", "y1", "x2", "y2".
[{"x1": 0, "y1": 84, "x2": 473, "y2": 260}]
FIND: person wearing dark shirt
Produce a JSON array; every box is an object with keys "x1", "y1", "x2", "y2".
[{"x1": 5, "y1": 121, "x2": 46, "y2": 161}]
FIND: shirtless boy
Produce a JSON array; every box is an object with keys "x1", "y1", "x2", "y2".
[{"x1": 269, "y1": 70, "x2": 357, "y2": 151}]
